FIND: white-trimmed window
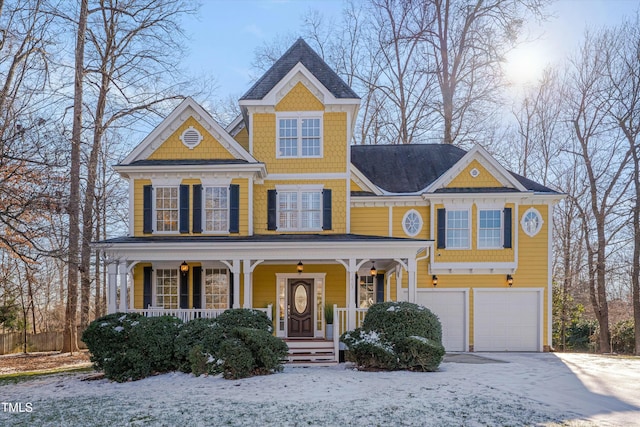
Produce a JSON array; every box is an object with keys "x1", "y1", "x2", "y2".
[
  {"x1": 402, "y1": 210, "x2": 423, "y2": 237},
  {"x1": 521, "y1": 208, "x2": 543, "y2": 237},
  {"x1": 204, "y1": 268, "x2": 229, "y2": 309},
  {"x1": 277, "y1": 190, "x2": 322, "y2": 231},
  {"x1": 155, "y1": 187, "x2": 178, "y2": 232},
  {"x1": 204, "y1": 187, "x2": 228, "y2": 232},
  {"x1": 478, "y1": 209, "x2": 502, "y2": 248},
  {"x1": 446, "y1": 209, "x2": 470, "y2": 249},
  {"x1": 156, "y1": 269, "x2": 178, "y2": 309},
  {"x1": 277, "y1": 116, "x2": 322, "y2": 158},
  {"x1": 358, "y1": 276, "x2": 375, "y2": 308}
]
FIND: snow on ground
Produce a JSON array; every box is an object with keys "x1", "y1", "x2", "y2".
[{"x1": 1, "y1": 352, "x2": 639, "y2": 426}]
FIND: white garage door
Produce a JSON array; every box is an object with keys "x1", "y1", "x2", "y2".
[
  {"x1": 474, "y1": 289, "x2": 541, "y2": 352},
  {"x1": 415, "y1": 290, "x2": 467, "y2": 352}
]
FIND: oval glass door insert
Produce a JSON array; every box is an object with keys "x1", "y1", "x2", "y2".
[{"x1": 294, "y1": 284, "x2": 308, "y2": 314}]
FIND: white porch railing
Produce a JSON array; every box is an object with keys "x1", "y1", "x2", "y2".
[
  {"x1": 333, "y1": 306, "x2": 368, "y2": 361},
  {"x1": 129, "y1": 305, "x2": 273, "y2": 322}
]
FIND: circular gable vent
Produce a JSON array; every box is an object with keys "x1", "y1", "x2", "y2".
[{"x1": 180, "y1": 126, "x2": 203, "y2": 149}]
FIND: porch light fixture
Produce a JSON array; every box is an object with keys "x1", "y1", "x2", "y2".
[
  {"x1": 507, "y1": 274, "x2": 513, "y2": 287},
  {"x1": 432, "y1": 275, "x2": 438, "y2": 287},
  {"x1": 370, "y1": 262, "x2": 377, "y2": 276},
  {"x1": 297, "y1": 261, "x2": 304, "y2": 274},
  {"x1": 180, "y1": 261, "x2": 189, "y2": 276}
]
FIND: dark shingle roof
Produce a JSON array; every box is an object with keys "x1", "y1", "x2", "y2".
[
  {"x1": 240, "y1": 38, "x2": 359, "y2": 100},
  {"x1": 351, "y1": 144, "x2": 559, "y2": 194},
  {"x1": 351, "y1": 144, "x2": 467, "y2": 193}
]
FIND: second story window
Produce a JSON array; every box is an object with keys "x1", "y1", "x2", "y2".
[
  {"x1": 446, "y1": 209, "x2": 470, "y2": 249},
  {"x1": 155, "y1": 187, "x2": 178, "y2": 232},
  {"x1": 204, "y1": 187, "x2": 229, "y2": 232},
  {"x1": 278, "y1": 190, "x2": 322, "y2": 230},
  {"x1": 478, "y1": 209, "x2": 502, "y2": 248},
  {"x1": 277, "y1": 116, "x2": 322, "y2": 158}
]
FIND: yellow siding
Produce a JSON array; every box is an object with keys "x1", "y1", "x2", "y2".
[
  {"x1": 132, "y1": 263, "x2": 151, "y2": 309},
  {"x1": 133, "y1": 179, "x2": 151, "y2": 236},
  {"x1": 446, "y1": 159, "x2": 503, "y2": 188},
  {"x1": 351, "y1": 207, "x2": 389, "y2": 236},
  {"x1": 350, "y1": 180, "x2": 365, "y2": 192},
  {"x1": 275, "y1": 82, "x2": 324, "y2": 111},
  {"x1": 148, "y1": 117, "x2": 236, "y2": 160},
  {"x1": 233, "y1": 126, "x2": 250, "y2": 152},
  {"x1": 391, "y1": 206, "x2": 430, "y2": 239},
  {"x1": 254, "y1": 179, "x2": 347, "y2": 234},
  {"x1": 433, "y1": 203, "x2": 515, "y2": 263}
]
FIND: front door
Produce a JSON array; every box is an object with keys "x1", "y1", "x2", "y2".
[{"x1": 288, "y1": 279, "x2": 313, "y2": 337}]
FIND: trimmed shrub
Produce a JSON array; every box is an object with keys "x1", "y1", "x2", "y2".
[
  {"x1": 341, "y1": 301, "x2": 444, "y2": 372},
  {"x1": 363, "y1": 301, "x2": 442, "y2": 343},
  {"x1": 174, "y1": 318, "x2": 220, "y2": 372},
  {"x1": 217, "y1": 327, "x2": 287, "y2": 379},
  {"x1": 215, "y1": 309, "x2": 273, "y2": 333},
  {"x1": 82, "y1": 312, "x2": 149, "y2": 382},
  {"x1": 131, "y1": 315, "x2": 182, "y2": 373}
]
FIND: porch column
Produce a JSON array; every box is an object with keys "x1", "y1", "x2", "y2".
[
  {"x1": 231, "y1": 260, "x2": 241, "y2": 308},
  {"x1": 242, "y1": 259, "x2": 252, "y2": 308},
  {"x1": 118, "y1": 260, "x2": 128, "y2": 312},
  {"x1": 396, "y1": 269, "x2": 403, "y2": 302},
  {"x1": 407, "y1": 258, "x2": 417, "y2": 303},
  {"x1": 347, "y1": 259, "x2": 357, "y2": 330},
  {"x1": 107, "y1": 262, "x2": 117, "y2": 314},
  {"x1": 386, "y1": 272, "x2": 392, "y2": 302}
]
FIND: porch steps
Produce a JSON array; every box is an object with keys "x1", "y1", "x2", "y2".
[{"x1": 283, "y1": 339, "x2": 337, "y2": 365}]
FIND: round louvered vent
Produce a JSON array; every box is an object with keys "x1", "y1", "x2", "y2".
[{"x1": 180, "y1": 126, "x2": 203, "y2": 149}]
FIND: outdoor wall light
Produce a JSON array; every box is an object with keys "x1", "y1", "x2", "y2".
[
  {"x1": 507, "y1": 274, "x2": 513, "y2": 287},
  {"x1": 370, "y1": 262, "x2": 377, "y2": 276},
  {"x1": 297, "y1": 261, "x2": 304, "y2": 274},
  {"x1": 432, "y1": 275, "x2": 438, "y2": 287},
  {"x1": 180, "y1": 261, "x2": 189, "y2": 276}
]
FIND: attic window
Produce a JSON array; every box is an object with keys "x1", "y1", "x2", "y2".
[
  {"x1": 180, "y1": 126, "x2": 203, "y2": 150},
  {"x1": 470, "y1": 168, "x2": 480, "y2": 178}
]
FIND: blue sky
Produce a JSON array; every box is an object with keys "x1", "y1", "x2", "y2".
[{"x1": 182, "y1": 0, "x2": 640, "y2": 98}]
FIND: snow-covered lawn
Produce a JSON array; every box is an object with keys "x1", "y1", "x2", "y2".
[{"x1": 1, "y1": 352, "x2": 639, "y2": 426}]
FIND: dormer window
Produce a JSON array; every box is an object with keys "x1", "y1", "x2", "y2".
[{"x1": 277, "y1": 114, "x2": 322, "y2": 158}]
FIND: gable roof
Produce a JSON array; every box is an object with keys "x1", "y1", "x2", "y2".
[
  {"x1": 350, "y1": 144, "x2": 559, "y2": 195},
  {"x1": 240, "y1": 38, "x2": 359, "y2": 101}
]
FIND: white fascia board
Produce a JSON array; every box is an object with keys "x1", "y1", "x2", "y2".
[
  {"x1": 113, "y1": 163, "x2": 268, "y2": 180},
  {"x1": 351, "y1": 195, "x2": 427, "y2": 207},
  {"x1": 96, "y1": 239, "x2": 431, "y2": 262},
  {"x1": 425, "y1": 144, "x2": 527, "y2": 193},
  {"x1": 429, "y1": 261, "x2": 516, "y2": 275},
  {"x1": 349, "y1": 165, "x2": 384, "y2": 195},
  {"x1": 122, "y1": 97, "x2": 257, "y2": 164},
  {"x1": 225, "y1": 114, "x2": 244, "y2": 135}
]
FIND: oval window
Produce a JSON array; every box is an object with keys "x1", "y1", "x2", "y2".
[
  {"x1": 521, "y1": 208, "x2": 543, "y2": 237},
  {"x1": 402, "y1": 209, "x2": 423, "y2": 237},
  {"x1": 294, "y1": 284, "x2": 307, "y2": 314}
]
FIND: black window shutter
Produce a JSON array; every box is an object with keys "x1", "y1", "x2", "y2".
[
  {"x1": 180, "y1": 270, "x2": 189, "y2": 309},
  {"x1": 267, "y1": 189, "x2": 277, "y2": 230},
  {"x1": 503, "y1": 207, "x2": 513, "y2": 249},
  {"x1": 322, "y1": 189, "x2": 332, "y2": 230},
  {"x1": 192, "y1": 184, "x2": 202, "y2": 233},
  {"x1": 229, "y1": 184, "x2": 240, "y2": 233},
  {"x1": 143, "y1": 185, "x2": 153, "y2": 234},
  {"x1": 228, "y1": 271, "x2": 234, "y2": 308},
  {"x1": 143, "y1": 266, "x2": 153, "y2": 308},
  {"x1": 179, "y1": 184, "x2": 189, "y2": 233},
  {"x1": 192, "y1": 266, "x2": 202, "y2": 309},
  {"x1": 437, "y1": 208, "x2": 446, "y2": 249},
  {"x1": 355, "y1": 273, "x2": 359, "y2": 306},
  {"x1": 376, "y1": 273, "x2": 384, "y2": 303}
]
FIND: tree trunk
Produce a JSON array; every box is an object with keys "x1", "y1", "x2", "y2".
[{"x1": 63, "y1": 0, "x2": 88, "y2": 354}]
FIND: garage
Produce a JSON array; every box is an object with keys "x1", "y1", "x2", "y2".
[
  {"x1": 473, "y1": 289, "x2": 542, "y2": 352},
  {"x1": 415, "y1": 289, "x2": 467, "y2": 352}
]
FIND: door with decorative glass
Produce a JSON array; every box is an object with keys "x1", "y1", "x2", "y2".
[{"x1": 287, "y1": 279, "x2": 313, "y2": 337}]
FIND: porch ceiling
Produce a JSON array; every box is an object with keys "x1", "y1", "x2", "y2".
[{"x1": 94, "y1": 233, "x2": 431, "y2": 261}]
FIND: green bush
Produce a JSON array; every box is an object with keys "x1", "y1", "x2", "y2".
[
  {"x1": 131, "y1": 315, "x2": 182, "y2": 373},
  {"x1": 341, "y1": 302, "x2": 443, "y2": 372},
  {"x1": 174, "y1": 318, "x2": 220, "y2": 372},
  {"x1": 215, "y1": 309, "x2": 273, "y2": 333},
  {"x1": 216, "y1": 327, "x2": 288, "y2": 379},
  {"x1": 362, "y1": 301, "x2": 442, "y2": 344},
  {"x1": 82, "y1": 312, "x2": 150, "y2": 382},
  {"x1": 611, "y1": 319, "x2": 635, "y2": 354},
  {"x1": 565, "y1": 320, "x2": 598, "y2": 351}
]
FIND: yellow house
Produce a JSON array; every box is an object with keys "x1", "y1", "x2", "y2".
[{"x1": 96, "y1": 39, "x2": 562, "y2": 359}]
